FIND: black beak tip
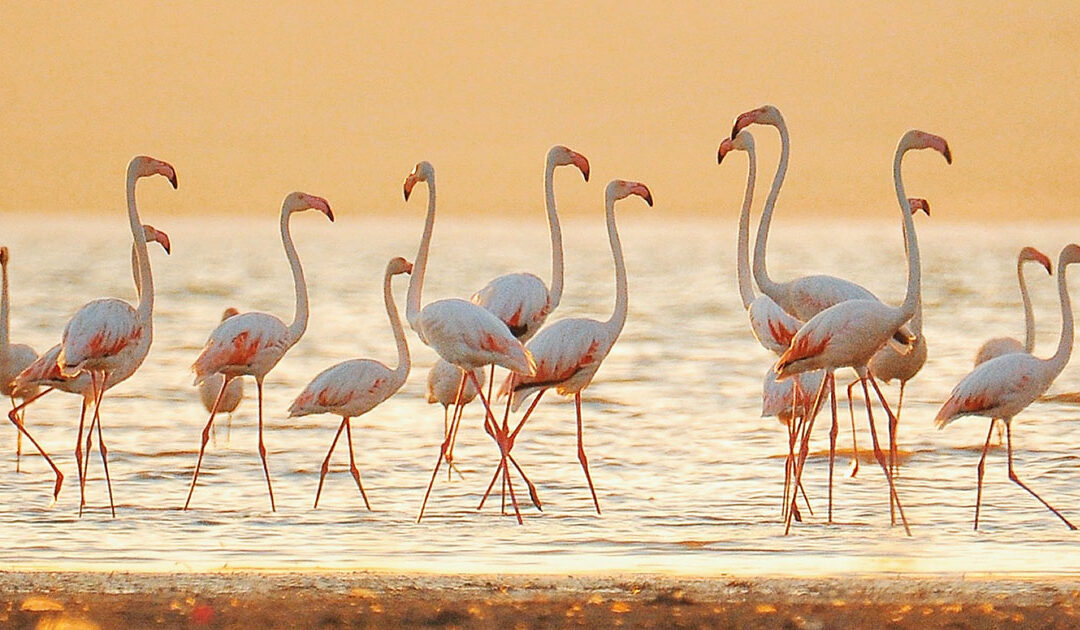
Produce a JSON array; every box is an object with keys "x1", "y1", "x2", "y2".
[
  {"x1": 169, "y1": 175, "x2": 178, "y2": 189},
  {"x1": 645, "y1": 193, "x2": 654, "y2": 207}
]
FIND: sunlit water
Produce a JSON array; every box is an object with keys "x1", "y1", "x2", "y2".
[{"x1": 2, "y1": 212, "x2": 1080, "y2": 576}]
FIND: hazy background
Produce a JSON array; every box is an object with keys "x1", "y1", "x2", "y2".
[{"x1": 1, "y1": 1, "x2": 1077, "y2": 221}]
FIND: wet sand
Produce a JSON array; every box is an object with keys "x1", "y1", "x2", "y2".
[{"x1": 3, "y1": 571, "x2": 1080, "y2": 629}]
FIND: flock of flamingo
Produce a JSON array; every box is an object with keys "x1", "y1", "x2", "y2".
[{"x1": 0, "y1": 104, "x2": 1076, "y2": 534}]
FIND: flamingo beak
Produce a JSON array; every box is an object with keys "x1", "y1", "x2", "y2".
[
  {"x1": 405, "y1": 262, "x2": 414, "y2": 274},
  {"x1": 572, "y1": 153, "x2": 590, "y2": 182},
  {"x1": 717, "y1": 139, "x2": 733, "y2": 164},
  {"x1": 631, "y1": 183, "x2": 653, "y2": 207},
  {"x1": 403, "y1": 175, "x2": 418, "y2": 201},
  {"x1": 730, "y1": 111, "x2": 755, "y2": 140},
  {"x1": 159, "y1": 233, "x2": 172, "y2": 255}
]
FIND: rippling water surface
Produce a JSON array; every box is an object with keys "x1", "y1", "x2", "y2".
[{"x1": 2, "y1": 212, "x2": 1080, "y2": 575}]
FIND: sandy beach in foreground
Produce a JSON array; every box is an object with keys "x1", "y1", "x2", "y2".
[{"x1": 3, "y1": 571, "x2": 1079, "y2": 629}]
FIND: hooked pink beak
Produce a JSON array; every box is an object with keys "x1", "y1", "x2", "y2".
[
  {"x1": 730, "y1": 110, "x2": 758, "y2": 140},
  {"x1": 571, "y1": 152, "x2": 590, "y2": 182},
  {"x1": 403, "y1": 174, "x2": 418, "y2": 201},
  {"x1": 630, "y1": 182, "x2": 653, "y2": 207},
  {"x1": 717, "y1": 138, "x2": 735, "y2": 164},
  {"x1": 157, "y1": 161, "x2": 178, "y2": 189},
  {"x1": 155, "y1": 230, "x2": 172, "y2": 254},
  {"x1": 306, "y1": 194, "x2": 334, "y2": 221},
  {"x1": 1021, "y1": 247, "x2": 1053, "y2": 275},
  {"x1": 404, "y1": 261, "x2": 414, "y2": 274}
]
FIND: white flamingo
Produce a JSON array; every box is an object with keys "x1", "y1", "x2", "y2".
[
  {"x1": 287, "y1": 256, "x2": 412, "y2": 509},
  {"x1": 935, "y1": 243, "x2": 1080, "y2": 531},
  {"x1": 10, "y1": 225, "x2": 170, "y2": 510},
  {"x1": 186, "y1": 192, "x2": 334, "y2": 512},
  {"x1": 425, "y1": 358, "x2": 484, "y2": 479},
  {"x1": 400, "y1": 161, "x2": 537, "y2": 524},
  {"x1": 1, "y1": 246, "x2": 40, "y2": 471},
  {"x1": 56, "y1": 157, "x2": 176, "y2": 516},
  {"x1": 493, "y1": 179, "x2": 653, "y2": 516},
  {"x1": 776, "y1": 130, "x2": 952, "y2": 535}
]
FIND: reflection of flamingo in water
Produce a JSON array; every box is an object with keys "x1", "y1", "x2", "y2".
[
  {"x1": 1, "y1": 246, "x2": 40, "y2": 472},
  {"x1": 56, "y1": 156, "x2": 177, "y2": 517},
  {"x1": 11, "y1": 225, "x2": 170, "y2": 512},
  {"x1": 777, "y1": 130, "x2": 952, "y2": 536},
  {"x1": 425, "y1": 358, "x2": 484, "y2": 479},
  {"x1": 493, "y1": 180, "x2": 653, "y2": 516},
  {"x1": 197, "y1": 308, "x2": 245, "y2": 444},
  {"x1": 401, "y1": 161, "x2": 537, "y2": 524},
  {"x1": 288, "y1": 257, "x2": 412, "y2": 510},
  {"x1": 186, "y1": 192, "x2": 334, "y2": 512},
  {"x1": 935, "y1": 243, "x2": 1080, "y2": 531}
]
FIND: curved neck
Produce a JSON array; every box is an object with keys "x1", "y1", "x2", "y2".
[
  {"x1": 545, "y1": 155, "x2": 565, "y2": 310},
  {"x1": 406, "y1": 177, "x2": 436, "y2": 331},
  {"x1": 1018, "y1": 258, "x2": 1037, "y2": 353},
  {"x1": 603, "y1": 192, "x2": 628, "y2": 334},
  {"x1": 281, "y1": 209, "x2": 308, "y2": 345},
  {"x1": 1, "y1": 258, "x2": 9, "y2": 351},
  {"x1": 1047, "y1": 259, "x2": 1074, "y2": 372},
  {"x1": 127, "y1": 172, "x2": 153, "y2": 321},
  {"x1": 752, "y1": 120, "x2": 788, "y2": 301},
  {"x1": 131, "y1": 243, "x2": 144, "y2": 297},
  {"x1": 385, "y1": 272, "x2": 410, "y2": 382},
  {"x1": 892, "y1": 147, "x2": 920, "y2": 322},
  {"x1": 736, "y1": 145, "x2": 758, "y2": 309}
]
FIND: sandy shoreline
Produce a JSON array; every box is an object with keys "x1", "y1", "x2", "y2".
[{"x1": 3, "y1": 571, "x2": 1080, "y2": 628}]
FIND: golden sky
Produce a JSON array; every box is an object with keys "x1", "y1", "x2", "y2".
[{"x1": 1, "y1": 1, "x2": 1078, "y2": 220}]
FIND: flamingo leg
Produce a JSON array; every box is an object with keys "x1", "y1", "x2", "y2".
[
  {"x1": 1004, "y1": 420, "x2": 1076, "y2": 530},
  {"x1": 93, "y1": 373, "x2": 116, "y2": 517},
  {"x1": 73, "y1": 398, "x2": 87, "y2": 510},
  {"x1": 827, "y1": 375, "x2": 838, "y2": 524},
  {"x1": 255, "y1": 377, "x2": 276, "y2": 512},
  {"x1": 184, "y1": 376, "x2": 229, "y2": 510},
  {"x1": 974, "y1": 420, "x2": 996, "y2": 530},
  {"x1": 503, "y1": 456, "x2": 523, "y2": 524},
  {"x1": 786, "y1": 371, "x2": 831, "y2": 534},
  {"x1": 574, "y1": 393, "x2": 601, "y2": 514},
  {"x1": 846, "y1": 380, "x2": 860, "y2": 477},
  {"x1": 5, "y1": 394, "x2": 63, "y2": 502},
  {"x1": 344, "y1": 419, "x2": 371, "y2": 510},
  {"x1": 314, "y1": 417, "x2": 347, "y2": 509},
  {"x1": 782, "y1": 415, "x2": 794, "y2": 520},
  {"x1": 864, "y1": 375, "x2": 911, "y2": 535},
  {"x1": 80, "y1": 373, "x2": 106, "y2": 517},
  {"x1": 10, "y1": 395, "x2": 22, "y2": 473},
  {"x1": 477, "y1": 390, "x2": 545, "y2": 512},
  {"x1": 444, "y1": 372, "x2": 468, "y2": 468},
  {"x1": 890, "y1": 381, "x2": 905, "y2": 478},
  {"x1": 418, "y1": 374, "x2": 469, "y2": 523}
]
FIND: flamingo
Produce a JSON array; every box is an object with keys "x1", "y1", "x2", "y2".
[
  {"x1": 196, "y1": 308, "x2": 245, "y2": 443},
  {"x1": 288, "y1": 256, "x2": 412, "y2": 509},
  {"x1": 974, "y1": 247, "x2": 1053, "y2": 365},
  {"x1": 401, "y1": 161, "x2": 538, "y2": 524},
  {"x1": 492, "y1": 179, "x2": 653, "y2": 516},
  {"x1": 1, "y1": 246, "x2": 40, "y2": 471},
  {"x1": 425, "y1": 358, "x2": 484, "y2": 479},
  {"x1": 55, "y1": 156, "x2": 176, "y2": 516},
  {"x1": 935, "y1": 243, "x2": 1080, "y2": 531},
  {"x1": 186, "y1": 191, "x2": 334, "y2": 512},
  {"x1": 776, "y1": 130, "x2": 952, "y2": 535},
  {"x1": 9, "y1": 225, "x2": 170, "y2": 511}
]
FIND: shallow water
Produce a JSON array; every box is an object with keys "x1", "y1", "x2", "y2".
[{"x1": 2, "y1": 212, "x2": 1080, "y2": 576}]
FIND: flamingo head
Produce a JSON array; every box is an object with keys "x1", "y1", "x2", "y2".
[
  {"x1": 283, "y1": 192, "x2": 334, "y2": 222},
  {"x1": 718, "y1": 129, "x2": 755, "y2": 164},
  {"x1": 548, "y1": 145, "x2": 590, "y2": 181},
  {"x1": 142, "y1": 224, "x2": 171, "y2": 254},
  {"x1": 899, "y1": 130, "x2": 952, "y2": 164},
  {"x1": 221, "y1": 307, "x2": 241, "y2": 321},
  {"x1": 607, "y1": 179, "x2": 653, "y2": 207},
  {"x1": 386, "y1": 256, "x2": 413, "y2": 276},
  {"x1": 403, "y1": 161, "x2": 435, "y2": 201},
  {"x1": 907, "y1": 198, "x2": 930, "y2": 217},
  {"x1": 731, "y1": 105, "x2": 783, "y2": 139},
  {"x1": 0, "y1": 246, "x2": 7, "y2": 266},
  {"x1": 128, "y1": 156, "x2": 178, "y2": 189},
  {"x1": 1020, "y1": 246, "x2": 1053, "y2": 275},
  {"x1": 1062, "y1": 243, "x2": 1080, "y2": 267}
]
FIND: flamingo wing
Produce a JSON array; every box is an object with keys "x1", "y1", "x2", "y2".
[
  {"x1": 192, "y1": 312, "x2": 289, "y2": 383},
  {"x1": 748, "y1": 295, "x2": 801, "y2": 355},
  {"x1": 935, "y1": 353, "x2": 1044, "y2": 428},
  {"x1": 471, "y1": 273, "x2": 551, "y2": 340},
  {"x1": 59, "y1": 298, "x2": 141, "y2": 371},
  {"x1": 418, "y1": 298, "x2": 535, "y2": 374},
  {"x1": 289, "y1": 359, "x2": 395, "y2": 417}
]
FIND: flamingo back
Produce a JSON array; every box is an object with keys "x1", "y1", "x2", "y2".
[
  {"x1": 471, "y1": 273, "x2": 551, "y2": 341},
  {"x1": 786, "y1": 275, "x2": 876, "y2": 321},
  {"x1": 777, "y1": 299, "x2": 899, "y2": 378},
  {"x1": 59, "y1": 298, "x2": 143, "y2": 373},
  {"x1": 416, "y1": 298, "x2": 535, "y2": 374},
  {"x1": 505, "y1": 317, "x2": 612, "y2": 411},
  {"x1": 289, "y1": 359, "x2": 399, "y2": 418},
  {"x1": 935, "y1": 352, "x2": 1051, "y2": 428},
  {"x1": 426, "y1": 359, "x2": 483, "y2": 406},
  {"x1": 192, "y1": 312, "x2": 290, "y2": 383}
]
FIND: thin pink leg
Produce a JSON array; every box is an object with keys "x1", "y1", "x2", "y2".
[
  {"x1": 846, "y1": 380, "x2": 860, "y2": 478},
  {"x1": 827, "y1": 375, "x2": 838, "y2": 524},
  {"x1": 891, "y1": 381, "x2": 905, "y2": 478},
  {"x1": 418, "y1": 373, "x2": 470, "y2": 522},
  {"x1": 574, "y1": 393, "x2": 601, "y2": 514},
  {"x1": 1005, "y1": 420, "x2": 1076, "y2": 530},
  {"x1": 73, "y1": 399, "x2": 87, "y2": 510},
  {"x1": 344, "y1": 419, "x2": 371, "y2": 510},
  {"x1": 445, "y1": 372, "x2": 468, "y2": 467},
  {"x1": 477, "y1": 390, "x2": 544, "y2": 512},
  {"x1": 255, "y1": 377, "x2": 276, "y2": 512},
  {"x1": 184, "y1": 376, "x2": 229, "y2": 510},
  {"x1": 973, "y1": 420, "x2": 996, "y2": 530},
  {"x1": 786, "y1": 371, "x2": 830, "y2": 535},
  {"x1": 314, "y1": 417, "x2": 347, "y2": 509},
  {"x1": 864, "y1": 375, "x2": 911, "y2": 535},
  {"x1": 5, "y1": 394, "x2": 63, "y2": 501}
]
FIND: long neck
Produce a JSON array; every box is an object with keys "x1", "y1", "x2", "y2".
[
  {"x1": 128, "y1": 172, "x2": 153, "y2": 321},
  {"x1": 406, "y1": 178, "x2": 436, "y2": 332},
  {"x1": 281, "y1": 209, "x2": 308, "y2": 345},
  {"x1": 1018, "y1": 259, "x2": 1037, "y2": 353},
  {"x1": 1047, "y1": 260, "x2": 1074, "y2": 373},
  {"x1": 385, "y1": 272, "x2": 410, "y2": 383},
  {"x1": 892, "y1": 147, "x2": 921, "y2": 323},
  {"x1": 545, "y1": 156, "x2": 565, "y2": 310},
  {"x1": 736, "y1": 146, "x2": 758, "y2": 309},
  {"x1": 1, "y1": 259, "x2": 9, "y2": 352},
  {"x1": 603, "y1": 193, "x2": 628, "y2": 334},
  {"x1": 752, "y1": 120, "x2": 788, "y2": 301},
  {"x1": 131, "y1": 243, "x2": 143, "y2": 297}
]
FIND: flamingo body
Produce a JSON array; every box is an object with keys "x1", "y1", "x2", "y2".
[
  {"x1": 748, "y1": 296, "x2": 801, "y2": 354},
  {"x1": 471, "y1": 273, "x2": 550, "y2": 340},
  {"x1": 290, "y1": 359, "x2": 399, "y2": 418},
  {"x1": 193, "y1": 312, "x2": 291, "y2": 382},
  {"x1": 762, "y1": 367, "x2": 824, "y2": 421},
  {"x1": 777, "y1": 299, "x2": 903, "y2": 378},
  {"x1": 413, "y1": 298, "x2": 535, "y2": 374},
  {"x1": 974, "y1": 338, "x2": 1025, "y2": 366},
  {"x1": 59, "y1": 299, "x2": 147, "y2": 376},
  {"x1": 426, "y1": 359, "x2": 483, "y2": 406},
  {"x1": 936, "y1": 353, "x2": 1054, "y2": 426},
  {"x1": 507, "y1": 317, "x2": 612, "y2": 410},
  {"x1": 2, "y1": 345, "x2": 38, "y2": 399}
]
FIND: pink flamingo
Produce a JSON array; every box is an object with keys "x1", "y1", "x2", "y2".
[
  {"x1": 186, "y1": 191, "x2": 334, "y2": 512},
  {"x1": 56, "y1": 157, "x2": 176, "y2": 516},
  {"x1": 974, "y1": 247, "x2": 1053, "y2": 365},
  {"x1": 196, "y1": 308, "x2": 245, "y2": 443},
  {"x1": 10, "y1": 225, "x2": 170, "y2": 511},
  {"x1": 1, "y1": 246, "x2": 40, "y2": 471},
  {"x1": 401, "y1": 161, "x2": 538, "y2": 524},
  {"x1": 287, "y1": 256, "x2": 413, "y2": 509},
  {"x1": 935, "y1": 243, "x2": 1080, "y2": 531},
  {"x1": 425, "y1": 358, "x2": 484, "y2": 479},
  {"x1": 492, "y1": 179, "x2": 653, "y2": 516},
  {"x1": 776, "y1": 130, "x2": 952, "y2": 535}
]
